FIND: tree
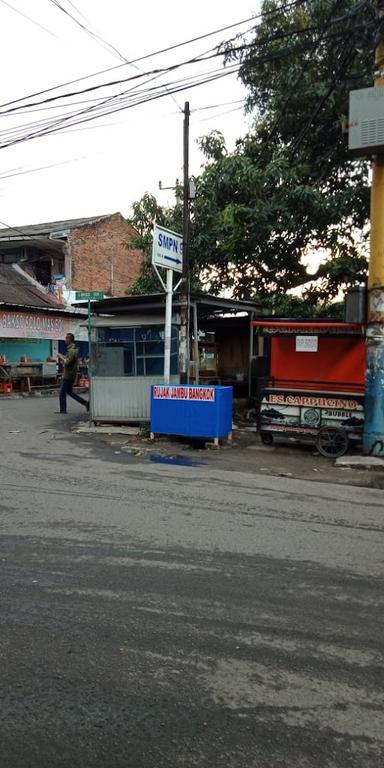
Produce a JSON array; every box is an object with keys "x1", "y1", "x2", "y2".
[
  {"x1": 188, "y1": 0, "x2": 373, "y2": 299},
  {"x1": 257, "y1": 292, "x2": 345, "y2": 318},
  {"x1": 127, "y1": 1, "x2": 373, "y2": 303}
]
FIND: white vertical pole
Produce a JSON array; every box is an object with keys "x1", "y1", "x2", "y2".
[
  {"x1": 88, "y1": 298, "x2": 92, "y2": 426},
  {"x1": 193, "y1": 302, "x2": 199, "y2": 384},
  {"x1": 164, "y1": 268, "x2": 173, "y2": 383}
]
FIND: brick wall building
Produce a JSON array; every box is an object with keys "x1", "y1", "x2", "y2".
[
  {"x1": 0, "y1": 212, "x2": 143, "y2": 298},
  {"x1": 66, "y1": 213, "x2": 142, "y2": 296}
]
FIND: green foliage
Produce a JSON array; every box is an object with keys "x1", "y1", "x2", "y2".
[
  {"x1": 127, "y1": 1, "x2": 372, "y2": 304},
  {"x1": 199, "y1": 130, "x2": 227, "y2": 161},
  {"x1": 189, "y1": 0, "x2": 371, "y2": 299},
  {"x1": 258, "y1": 292, "x2": 344, "y2": 318},
  {"x1": 315, "y1": 246, "x2": 368, "y2": 297}
]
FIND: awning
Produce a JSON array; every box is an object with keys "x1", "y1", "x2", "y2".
[{"x1": 251, "y1": 320, "x2": 364, "y2": 335}]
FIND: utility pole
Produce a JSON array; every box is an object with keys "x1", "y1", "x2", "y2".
[
  {"x1": 363, "y1": 7, "x2": 384, "y2": 456},
  {"x1": 179, "y1": 101, "x2": 190, "y2": 384}
]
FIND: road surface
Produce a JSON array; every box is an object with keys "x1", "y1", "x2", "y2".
[{"x1": 0, "y1": 397, "x2": 383, "y2": 767}]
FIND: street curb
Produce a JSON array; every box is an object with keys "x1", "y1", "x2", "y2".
[{"x1": 335, "y1": 455, "x2": 384, "y2": 470}]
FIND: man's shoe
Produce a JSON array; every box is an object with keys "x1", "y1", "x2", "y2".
[{"x1": 54, "y1": 410, "x2": 67, "y2": 414}]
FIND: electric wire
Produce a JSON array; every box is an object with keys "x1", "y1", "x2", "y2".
[
  {"x1": 47, "y1": 0, "x2": 129, "y2": 62},
  {"x1": 0, "y1": 0, "x2": 59, "y2": 37},
  {"x1": 191, "y1": 99, "x2": 244, "y2": 112},
  {"x1": 238, "y1": 0, "x2": 372, "y2": 166},
  {"x1": 0, "y1": 0, "x2": 308, "y2": 111},
  {"x1": 0, "y1": 65, "x2": 242, "y2": 150},
  {"x1": 290, "y1": 42, "x2": 357, "y2": 156},
  {"x1": 0, "y1": 156, "x2": 85, "y2": 181},
  {"x1": 289, "y1": 1, "x2": 371, "y2": 156},
  {"x1": 0, "y1": 46, "x2": 243, "y2": 116},
  {"x1": 258, "y1": 0, "x2": 348, "y2": 149},
  {"x1": 198, "y1": 105, "x2": 245, "y2": 122},
  {"x1": 47, "y1": 0, "x2": 183, "y2": 111},
  {"x1": 0, "y1": 21, "x2": 365, "y2": 152},
  {"x1": 0, "y1": 60, "x2": 241, "y2": 143},
  {"x1": 63, "y1": 0, "x2": 88, "y2": 22},
  {"x1": 0, "y1": 1, "x2": 372, "y2": 164},
  {"x1": 0, "y1": 20, "x2": 357, "y2": 150},
  {"x1": 0, "y1": 17, "x2": 363, "y2": 119}
]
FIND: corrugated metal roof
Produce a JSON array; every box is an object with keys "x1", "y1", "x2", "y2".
[
  {"x1": 91, "y1": 291, "x2": 260, "y2": 316},
  {"x1": 0, "y1": 263, "x2": 66, "y2": 309},
  {"x1": 0, "y1": 213, "x2": 119, "y2": 240}
]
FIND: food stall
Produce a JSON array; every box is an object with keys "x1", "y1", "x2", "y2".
[
  {"x1": 88, "y1": 293, "x2": 258, "y2": 423},
  {"x1": 0, "y1": 263, "x2": 88, "y2": 393},
  {"x1": 252, "y1": 320, "x2": 365, "y2": 457}
]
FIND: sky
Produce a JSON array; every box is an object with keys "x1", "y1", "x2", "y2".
[{"x1": 0, "y1": 0, "x2": 259, "y2": 230}]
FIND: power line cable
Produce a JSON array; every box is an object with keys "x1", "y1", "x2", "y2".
[
  {"x1": 47, "y1": 0, "x2": 129, "y2": 62},
  {"x1": 0, "y1": 7, "x2": 367, "y2": 151},
  {"x1": 0, "y1": 65, "x2": 242, "y2": 150},
  {"x1": 198, "y1": 105, "x2": 245, "y2": 122},
  {"x1": 259, "y1": 0, "x2": 349, "y2": 151},
  {"x1": 0, "y1": 156, "x2": 85, "y2": 181},
  {"x1": 0, "y1": 0, "x2": 307, "y2": 110},
  {"x1": 0, "y1": 36, "x2": 358, "y2": 152},
  {"x1": 0, "y1": 94, "x2": 114, "y2": 115},
  {"x1": 289, "y1": 0, "x2": 373, "y2": 157},
  {"x1": 0, "y1": 24, "x2": 361, "y2": 151},
  {"x1": 0, "y1": 0, "x2": 59, "y2": 37},
  {"x1": 0, "y1": 19, "x2": 359, "y2": 118},
  {"x1": 238, "y1": 0, "x2": 371, "y2": 166},
  {"x1": 192, "y1": 99, "x2": 244, "y2": 112},
  {"x1": 63, "y1": 0, "x2": 88, "y2": 22},
  {"x1": 290, "y1": 43, "x2": 357, "y2": 156},
  {"x1": 47, "y1": 0, "x2": 182, "y2": 111},
  {"x1": 0, "y1": 46, "x2": 238, "y2": 116},
  {"x1": 0, "y1": 60, "x2": 240, "y2": 143}
]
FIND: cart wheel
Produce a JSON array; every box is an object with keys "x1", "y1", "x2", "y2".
[
  {"x1": 316, "y1": 427, "x2": 349, "y2": 458},
  {"x1": 260, "y1": 432, "x2": 274, "y2": 445}
]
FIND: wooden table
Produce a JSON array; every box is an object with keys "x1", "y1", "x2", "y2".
[{"x1": 0, "y1": 362, "x2": 58, "y2": 392}]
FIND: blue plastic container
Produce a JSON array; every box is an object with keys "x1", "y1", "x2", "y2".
[{"x1": 150, "y1": 384, "x2": 233, "y2": 439}]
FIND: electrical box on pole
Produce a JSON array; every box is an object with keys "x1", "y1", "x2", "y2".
[{"x1": 348, "y1": 87, "x2": 384, "y2": 155}]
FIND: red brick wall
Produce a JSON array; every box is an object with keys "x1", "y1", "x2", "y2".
[{"x1": 67, "y1": 213, "x2": 142, "y2": 297}]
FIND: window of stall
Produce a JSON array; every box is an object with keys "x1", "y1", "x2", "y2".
[{"x1": 93, "y1": 325, "x2": 179, "y2": 377}]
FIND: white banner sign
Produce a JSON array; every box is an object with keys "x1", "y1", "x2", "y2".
[
  {"x1": 0, "y1": 310, "x2": 87, "y2": 341},
  {"x1": 296, "y1": 335, "x2": 318, "y2": 352},
  {"x1": 152, "y1": 225, "x2": 183, "y2": 273},
  {"x1": 153, "y1": 385, "x2": 215, "y2": 402}
]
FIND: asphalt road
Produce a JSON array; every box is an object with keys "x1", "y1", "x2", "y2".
[{"x1": 1, "y1": 396, "x2": 384, "y2": 768}]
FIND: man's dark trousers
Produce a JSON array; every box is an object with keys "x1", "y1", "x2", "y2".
[{"x1": 59, "y1": 378, "x2": 88, "y2": 413}]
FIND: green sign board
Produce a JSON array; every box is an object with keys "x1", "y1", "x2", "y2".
[{"x1": 75, "y1": 291, "x2": 104, "y2": 301}]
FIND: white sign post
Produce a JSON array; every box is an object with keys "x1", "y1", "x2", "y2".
[{"x1": 152, "y1": 225, "x2": 183, "y2": 383}]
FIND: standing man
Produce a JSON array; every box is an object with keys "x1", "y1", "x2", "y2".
[{"x1": 57, "y1": 333, "x2": 89, "y2": 414}]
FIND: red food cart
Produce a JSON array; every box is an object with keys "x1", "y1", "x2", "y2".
[{"x1": 252, "y1": 320, "x2": 365, "y2": 457}]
